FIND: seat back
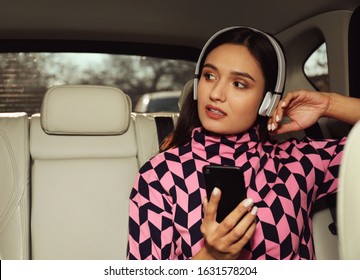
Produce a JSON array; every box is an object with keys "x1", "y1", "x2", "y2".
[
  {"x1": 337, "y1": 120, "x2": 360, "y2": 259},
  {"x1": 132, "y1": 79, "x2": 187, "y2": 167},
  {"x1": 312, "y1": 195, "x2": 339, "y2": 259},
  {"x1": 0, "y1": 113, "x2": 30, "y2": 259},
  {"x1": 132, "y1": 112, "x2": 178, "y2": 167},
  {"x1": 29, "y1": 85, "x2": 137, "y2": 259}
]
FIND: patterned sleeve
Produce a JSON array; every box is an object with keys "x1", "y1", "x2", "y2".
[
  {"x1": 127, "y1": 160, "x2": 175, "y2": 260},
  {"x1": 313, "y1": 136, "x2": 347, "y2": 199}
]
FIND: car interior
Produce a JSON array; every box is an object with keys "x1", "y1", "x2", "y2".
[{"x1": 1, "y1": 0, "x2": 360, "y2": 260}]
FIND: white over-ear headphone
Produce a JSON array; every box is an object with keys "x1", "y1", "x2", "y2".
[{"x1": 193, "y1": 26, "x2": 285, "y2": 117}]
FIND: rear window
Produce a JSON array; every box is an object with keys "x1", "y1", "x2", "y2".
[
  {"x1": 146, "y1": 96, "x2": 180, "y2": 113},
  {"x1": 0, "y1": 53, "x2": 195, "y2": 115},
  {"x1": 304, "y1": 42, "x2": 329, "y2": 91}
]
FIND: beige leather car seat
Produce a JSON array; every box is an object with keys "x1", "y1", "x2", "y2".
[
  {"x1": 0, "y1": 113, "x2": 30, "y2": 259},
  {"x1": 132, "y1": 112, "x2": 178, "y2": 167},
  {"x1": 29, "y1": 85, "x2": 137, "y2": 259},
  {"x1": 337, "y1": 120, "x2": 360, "y2": 259}
]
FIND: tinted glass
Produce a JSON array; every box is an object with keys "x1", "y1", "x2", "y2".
[
  {"x1": 0, "y1": 53, "x2": 195, "y2": 115},
  {"x1": 304, "y1": 43, "x2": 329, "y2": 92}
]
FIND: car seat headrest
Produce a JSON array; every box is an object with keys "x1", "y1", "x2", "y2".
[
  {"x1": 40, "y1": 85, "x2": 131, "y2": 135},
  {"x1": 178, "y1": 79, "x2": 194, "y2": 110}
]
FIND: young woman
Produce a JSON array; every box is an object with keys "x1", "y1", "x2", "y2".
[{"x1": 127, "y1": 26, "x2": 360, "y2": 260}]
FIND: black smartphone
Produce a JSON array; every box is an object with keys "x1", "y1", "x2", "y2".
[{"x1": 203, "y1": 165, "x2": 247, "y2": 223}]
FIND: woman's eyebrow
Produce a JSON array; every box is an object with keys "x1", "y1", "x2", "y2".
[
  {"x1": 230, "y1": 70, "x2": 256, "y2": 82},
  {"x1": 203, "y1": 63, "x2": 217, "y2": 71},
  {"x1": 203, "y1": 63, "x2": 256, "y2": 82}
]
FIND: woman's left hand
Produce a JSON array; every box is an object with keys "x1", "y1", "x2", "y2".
[
  {"x1": 194, "y1": 188, "x2": 257, "y2": 260},
  {"x1": 267, "y1": 90, "x2": 330, "y2": 134}
]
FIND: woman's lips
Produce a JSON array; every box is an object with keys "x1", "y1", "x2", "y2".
[{"x1": 205, "y1": 105, "x2": 227, "y2": 119}]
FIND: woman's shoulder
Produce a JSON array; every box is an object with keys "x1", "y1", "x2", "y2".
[
  {"x1": 139, "y1": 146, "x2": 183, "y2": 172},
  {"x1": 263, "y1": 135, "x2": 346, "y2": 157}
]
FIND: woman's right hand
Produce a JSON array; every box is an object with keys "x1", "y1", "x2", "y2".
[{"x1": 193, "y1": 187, "x2": 257, "y2": 260}]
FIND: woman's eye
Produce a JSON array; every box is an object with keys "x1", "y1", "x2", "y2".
[
  {"x1": 204, "y1": 73, "x2": 216, "y2": 80},
  {"x1": 234, "y1": 81, "x2": 245, "y2": 88}
]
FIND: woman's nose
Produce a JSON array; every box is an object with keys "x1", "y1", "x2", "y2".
[{"x1": 209, "y1": 81, "x2": 227, "y2": 102}]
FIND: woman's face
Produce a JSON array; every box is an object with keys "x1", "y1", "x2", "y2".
[{"x1": 197, "y1": 43, "x2": 266, "y2": 135}]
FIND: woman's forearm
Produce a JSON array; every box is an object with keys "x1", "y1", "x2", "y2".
[{"x1": 326, "y1": 92, "x2": 360, "y2": 125}]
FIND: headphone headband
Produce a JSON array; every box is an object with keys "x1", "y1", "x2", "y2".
[{"x1": 193, "y1": 26, "x2": 286, "y2": 116}]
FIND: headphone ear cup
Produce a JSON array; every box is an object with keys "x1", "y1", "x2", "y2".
[
  {"x1": 258, "y1": 91, "x2": 281, "y2": 117},
  {"x1": 258, "y1": 91, "x2": 273, "y2": 116}
]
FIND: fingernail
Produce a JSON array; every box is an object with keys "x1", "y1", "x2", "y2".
[
  {"x1": 271, "y1": 123, "x2": 275, "y2": 131},
  {"x1": 250, "y1": 206, "x2": 258, "y2": 215},
  {"x1": 275, "y1": 114, "x2": 280, "y2": 123},
  {"x1": 243, "y1": 198, "x2": 253, "y2": 208},
  {"x1": 281, "y1": 101, "x2": 286, "y2": 108},
  {"x1": 212, "y1": 187, "x2": 220, "y2": 196},
  {"x1": 267, "y1": 124, "x2": 272, "y2": 131}
]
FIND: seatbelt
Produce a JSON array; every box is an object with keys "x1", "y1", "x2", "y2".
[{"x1": 154, "y1": 116, "x2": 175, "y2": 148}]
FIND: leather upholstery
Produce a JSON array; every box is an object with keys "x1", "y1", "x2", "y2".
[
  {"x1": 0, "y1": 113, "x2": 30, "y2": 260},
  {"x1": 41, "y1": 85, "x2": 131, "y2": 135},
  {"x1": 338, "y1": 120, "x2": 360, "y2": 259},
  {"x1": 30, "y1": 85, "x2": 136, "y2": 259}
]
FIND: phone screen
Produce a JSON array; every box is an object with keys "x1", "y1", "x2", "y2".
[{"x1": 203, "y1": 165, "x2": 246, "y2": 223}]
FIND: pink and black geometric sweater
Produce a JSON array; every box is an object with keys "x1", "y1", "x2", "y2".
[{"x1": 127, "y1": 126, "x2": 345, "y2": 260}]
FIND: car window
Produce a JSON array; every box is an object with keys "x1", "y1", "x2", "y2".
[
  {"x1": 147, "y1": 96, "x2": 180, "y2": 113},
  {"x1": 304, "y1": 42, "x2": 329, "y2": 92},
  {"x1": 0, "y1": 52, "x2": 195, "y2": 115}
]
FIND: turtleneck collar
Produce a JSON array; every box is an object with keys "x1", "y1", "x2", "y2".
[{"x1": 191, "y1": 126, "x2": 260, "y2": 165}]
